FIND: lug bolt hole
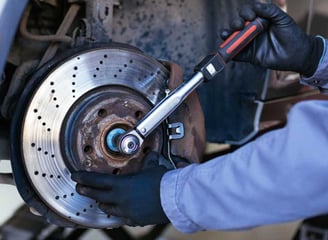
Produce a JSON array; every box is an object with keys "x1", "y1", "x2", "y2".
[
  {"x1": 112, "y1": 168, "x2": 120, "y2": 175},
  {"x1": 135, "y1": 111, "x2": 143, "y2": 119}
]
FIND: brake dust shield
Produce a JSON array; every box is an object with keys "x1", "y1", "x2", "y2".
[{"x1": 10, "y1": 45, "x2": 205, "y2": 228}]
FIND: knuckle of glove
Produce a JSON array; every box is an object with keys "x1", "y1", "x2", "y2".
[
  {"x1": 239, "y1": 4, "x2": 256, "y2": 21},
  {"x1": 220, "y1": 29, "x2": 232, "y2": 40},
  {"x1": 230, "y1": 17, "x2": 245, "y2": 30}
]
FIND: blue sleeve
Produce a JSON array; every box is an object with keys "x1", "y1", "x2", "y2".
[{"x1": 161, "y1": 100, "x2": 328, "y2": 233}]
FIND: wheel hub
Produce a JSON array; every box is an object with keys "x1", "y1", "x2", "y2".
[{"x1": 62, "y1": 86, "x2": 163, "y2": 174}]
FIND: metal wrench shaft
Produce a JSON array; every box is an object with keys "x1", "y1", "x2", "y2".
[
  {"x1": 118, "y1": 17, "x2": 269, "y2": 155},
  {"x1": 137, "y1": 72, "x2": 204, "y2": 138}
]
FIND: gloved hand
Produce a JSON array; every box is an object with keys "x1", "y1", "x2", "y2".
[
  {"x1": 221, "y1": 2, "x2": 324, "y2": 77},
  {"x1": 71, "y1": 152, "x2": 170, "y2": 227}
]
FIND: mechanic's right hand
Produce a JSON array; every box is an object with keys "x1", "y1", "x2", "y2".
[{"x1": 221, "y1": 2, "x2": 324, "y2": 77}]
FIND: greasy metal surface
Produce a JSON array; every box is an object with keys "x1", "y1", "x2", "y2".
[
  {"x1": 63, "y1": 86, "x2": 163, "y2": 174},
  {"x1": 38, "y1": 3, "x2": 81, "y2": 67},
  {"x1": 20, "y1": 46, "x2": 169, "y2": 228},
  {"x1": 83, "y1": 0, "x2": 116, "y2": 42},
  {"x1": 20, "y1": 4, "x2": 73, "y2": 43},
  {"x1": 165, "y1": 62, "x2": 206, "y2": 163}
]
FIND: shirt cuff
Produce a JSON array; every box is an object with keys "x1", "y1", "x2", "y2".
[
  {"x1": 301, "y1": 37, "x2": 328, "y2": 92},
  {"x1": 160, "y1": 165, "x2": 202, "y2": 233}
]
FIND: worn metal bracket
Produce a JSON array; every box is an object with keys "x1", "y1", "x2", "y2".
[
  {"x1": 70, "y1": 0, "x2": 120, "y2": 43},
  {"x1": 168, "y1": 122, "x2": 185, "y2": 140}
]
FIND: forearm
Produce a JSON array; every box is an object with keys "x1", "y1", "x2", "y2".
[{"x1": 161, "y1": 100, "x2": 328, "y2": 233}]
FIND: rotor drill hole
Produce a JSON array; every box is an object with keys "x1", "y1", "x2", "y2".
[
  {"x1": 97, "y1": 109, "x2": 107, "y2": 117},
  {"x1": 83, "y1": 146, "x2": 93, "y2": 154}
]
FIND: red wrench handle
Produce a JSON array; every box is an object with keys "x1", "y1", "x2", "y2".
[{"x1": 218, "y1": 17, "x2": 269, "y2": 62}]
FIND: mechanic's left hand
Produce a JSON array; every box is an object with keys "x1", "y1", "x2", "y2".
[{"x1": 71, "y1": 152, "x2": 170, "y2": 226}]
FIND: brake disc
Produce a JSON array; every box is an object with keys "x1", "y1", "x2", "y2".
[{"x1": 11, "y1": 45, "x2": 170, "y2": 228}]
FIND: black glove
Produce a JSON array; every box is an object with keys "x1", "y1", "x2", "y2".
[
  {"x1": 71, "y1": 152, "x2": 170, "y2": 227},
  {"x1": 221, "y1": 2, "x2": 324, "y2": 77}
]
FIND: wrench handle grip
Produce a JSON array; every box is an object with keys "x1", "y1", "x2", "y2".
[{"x1": 218, "y1": 17, "x2": 269, "y2": 62}]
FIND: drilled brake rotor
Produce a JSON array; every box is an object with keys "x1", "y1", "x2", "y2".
[{"x1": 18, "y1": 46, "x2": 169, "y2": 228}]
